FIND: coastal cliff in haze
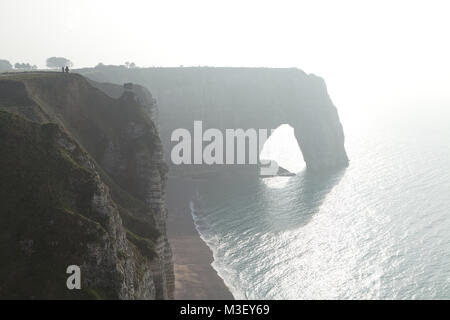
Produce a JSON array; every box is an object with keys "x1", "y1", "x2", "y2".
[
  {"x1": 78, "y1": 67, "x2": 348, "y2": 171},
  {"x1": 0, "y1": 67, "x2": 348, "y2": 299},
  {"x1": 0, "y1": 72, "x2": 173, "y2": 299}
]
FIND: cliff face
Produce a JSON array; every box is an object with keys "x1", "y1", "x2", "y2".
[
  {"x1": 0, "y1": 72, "x2": 173, "y2": 299},
  {"x1": 78, "y1": 67, "x2": 348, "y2": 171}
]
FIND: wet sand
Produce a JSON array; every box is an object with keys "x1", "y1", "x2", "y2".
[{"x1": 166, "y1": 177, "x2": 234, "y2": 300}]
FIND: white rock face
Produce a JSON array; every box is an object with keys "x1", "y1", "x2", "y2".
[
  {"x1": 58, "y1": 130, "x2": 157, "y2": 299},
  {"x1": 95, "y1": 88, "x2": 174, "y2": 299}
]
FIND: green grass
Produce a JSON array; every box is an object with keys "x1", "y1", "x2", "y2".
[
  {"x1": 0, "y1": 71, "x2": 78, "y2": 80},
  {"x1": 125, "y1": 229, "x2": 156, "y2": 261}
]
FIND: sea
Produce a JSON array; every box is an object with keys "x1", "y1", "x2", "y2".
[{"x1": 188, "y1": 103, "x2": 450, "y2": 299}]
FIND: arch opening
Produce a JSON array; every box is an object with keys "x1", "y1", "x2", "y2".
[{"x1": 259, "y1": 124, "x2": 306, "y2": 174}]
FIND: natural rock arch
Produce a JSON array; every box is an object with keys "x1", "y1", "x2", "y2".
[
  {"x1": 154, "y1": 70, "x2": 349, "y2": 171},
  {"x1": 81, "y1": 67, "x2": 349, "y2": 171}
]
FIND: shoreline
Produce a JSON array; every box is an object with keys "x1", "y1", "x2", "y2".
[{"x1": 166, "y1": 177, "x2": 234, "y2": 300}]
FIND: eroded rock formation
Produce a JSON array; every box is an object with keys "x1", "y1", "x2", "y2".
[
  {"x1": 0, "y1": 72, "x2": 173, "y2": 299},
  {"x1": 79, "y1": 67, "x2": 348, "y2": 171}
]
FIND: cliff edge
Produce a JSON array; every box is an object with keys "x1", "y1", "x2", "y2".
[
  {"x1": 78, "y1": 67, "x2": 349, "y2": 171},
  {"x1": 0, "y1": 72, "x2": 174, "y2": 299}
]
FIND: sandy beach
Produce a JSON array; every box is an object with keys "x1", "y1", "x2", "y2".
[{"x1": 166, "y1": 177, "x2": 234, "y2": 300}]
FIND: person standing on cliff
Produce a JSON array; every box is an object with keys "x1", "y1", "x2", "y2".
[
  {"x1": 61, "y1": 67, "x2": 64, "y2": 72},
  {"x1": 65, "y1": 66, "x2": 69, "y2": 73}
]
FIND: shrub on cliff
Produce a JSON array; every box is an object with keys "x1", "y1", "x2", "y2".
[{"x1": 0, "y1": 59, "x2": 13, "y2": 72}]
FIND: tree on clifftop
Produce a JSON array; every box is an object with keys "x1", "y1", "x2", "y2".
[
  {"x1": 0, "y1": 59, "x2": 13, "y2": 71},
  {"x1": 14, "y1": 62, "x2": 36, "y2": 70},
  {"x1": 124, "y1": 61, "x2": 137, "y2": 68},
  {"x1": 46, "y1": 57, "x2": 73, "y2": 69}
]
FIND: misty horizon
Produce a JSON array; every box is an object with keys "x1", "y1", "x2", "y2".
[{"x1": 2, "y1": 0, "x2": 450, "y2": 112}]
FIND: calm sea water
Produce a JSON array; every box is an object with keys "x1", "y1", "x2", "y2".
[{"x1": 189, "y1": 105, "x2": 450, "y2": 299}]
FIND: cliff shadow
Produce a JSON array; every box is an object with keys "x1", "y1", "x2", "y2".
[{"x1": 259, "y1": 167, "x2": 347, "y2": 233}]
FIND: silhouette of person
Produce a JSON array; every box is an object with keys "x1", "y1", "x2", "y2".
[
  {"x1": 62, "y1": 67, "x2": 64, "y2": 72},
  {"x1": 65, "y1": 66, "x2": 69, "y2": 73}
]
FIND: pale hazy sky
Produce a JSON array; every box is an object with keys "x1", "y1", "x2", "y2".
[{"x1": 1, "y1": 0, "x2": 450, "y2": 109}]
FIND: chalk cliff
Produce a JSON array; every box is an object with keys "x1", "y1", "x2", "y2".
[
  {"x1": 78, "y1": 67, "x2": 348, "y2": 171},
  {"x1": 0, "y1": 72, "x2": 173, "y2": 299}
]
